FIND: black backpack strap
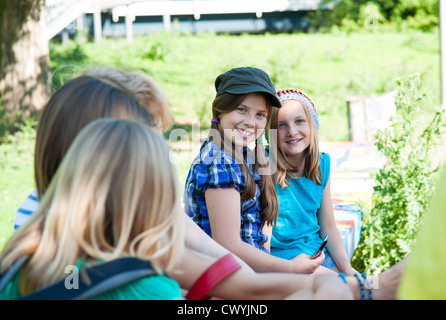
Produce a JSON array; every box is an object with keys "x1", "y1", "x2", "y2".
[
  {"x1": 1, "y1": 256, "x2": 157, "y2": 300},
  {"x1": 0, "y1": 256, "x2": 28, "y2": 294},
  {"x1": 23, "y1": 257, "x2": 156, "y2": 300}
]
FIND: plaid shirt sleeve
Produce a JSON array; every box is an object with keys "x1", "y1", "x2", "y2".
[
  {"x1": 184, "y1": 139, "x2": 246, "y2": 234},
  {"x1": 195, "y1": 139, "x2": 246, "y2": 194},
  {"x1": 184, "y1": 139, "x2": 268, "y2": 252},
  {"x1": 196, "y1": 159, "x2": 245, "y2": 194}
]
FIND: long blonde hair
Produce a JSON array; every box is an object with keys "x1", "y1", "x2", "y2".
[
  {"x1": 82, "y1": 67, "x2": 174, "y2": 131},
  {"x1": 1, "y1": 119, "x2": 184, "y2": 295},
  {"x1": 270, "y1": 100, "x2": 321, "y2": 189}
]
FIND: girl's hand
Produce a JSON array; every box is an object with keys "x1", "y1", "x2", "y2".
[{"x1": 291, "y1": 252, "x2": 325, "y2": 274}]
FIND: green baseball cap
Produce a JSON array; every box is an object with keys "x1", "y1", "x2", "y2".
[{"x1": 214, "y1": 67, "x2": 282, "y2": 108}]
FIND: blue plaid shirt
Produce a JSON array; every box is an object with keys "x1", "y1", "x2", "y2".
[{"x1": 184, "y1": 138, "x2": 268, "y2": 252}]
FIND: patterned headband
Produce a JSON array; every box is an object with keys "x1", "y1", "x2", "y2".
[{"x1": 276, "y1": 88, "x2": 320, "y2": 130}]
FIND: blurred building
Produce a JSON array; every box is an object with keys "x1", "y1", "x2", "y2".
[{"x1": 46, "y1": 0, "x2": 329, "y2": 42}]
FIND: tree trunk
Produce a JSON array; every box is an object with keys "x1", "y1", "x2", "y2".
[{"x1": 0, "y1": 0, "x2": 51, "y2": 116}]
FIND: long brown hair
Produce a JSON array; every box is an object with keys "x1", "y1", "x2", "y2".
[
  {"x1": 269, "y1": 100, "x2": 321, "y2": 189},
  {"x1": 34, "y1": 75, "x2": 154, "y2": 198},
  {"x1": 210, "y1": 92, "x2": 279, "y2": 226}
]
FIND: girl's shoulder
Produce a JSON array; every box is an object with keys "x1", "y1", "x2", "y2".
[
  {"x1": 198, "y1": 138, "x2": 237, "y2": 166},
  {"x1": 80, "y1": 258, "x2": 183, "y2": 300},
  {"x1": 191, "y1": 138, "x2": 245, "y2": 191},
  {"x1": 92, "y1": 273, "x2": 183, "y2": 300},
  {"x1": 320, "y1": 152, "x2": 331, "y2": 168}
]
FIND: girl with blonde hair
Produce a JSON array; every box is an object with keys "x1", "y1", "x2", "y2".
[
  {"x1": 268, "y1": 88, "x2": 357, "y2": 275},
  {"x1": 82, "y1": 67, "x2": 174, "y2": 132},
  {"x1": 1, "y1": 119, "x2": 185, "y2": 299}
]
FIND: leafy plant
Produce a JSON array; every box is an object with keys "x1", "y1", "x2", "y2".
[
  {"x1": 352, "y1": 73, "x2": 446, "y2": 274},
  {"x1": 141, "y1": 40, "x2": 170, "y2": 62},
  {"x1": 0, "y1": 101, "x2": 36, "y2": 144},
  {"x1": 315, "y1": 0, "x2": 438, "y2": 32},
  {"x1": 0, "y1": 102, "x2": 14, "y2": 143}
]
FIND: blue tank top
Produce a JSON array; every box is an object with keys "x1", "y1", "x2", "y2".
[{"x1": 271, "y1": 152, "x2": 330, "y2": 259}]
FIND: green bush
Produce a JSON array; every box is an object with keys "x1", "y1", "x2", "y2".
[
  {"x1": 0, "y1": 102, "x2": 14, "y2": 142},
  {"x1": 352, "y1": 74, "x2": 446, "y2": 274},
  {"x1": 49, "y1": 41, "x2": 88, "y2": 91},
  {"x1": 0, "y1": 101, "x2": 37, "y2": 144},
  {"x1": 44, "y1": 30, "x2": 441, "y2": 142},
  {"x1": 315, "y1": 0, "x2": 439, "y2": 32}
]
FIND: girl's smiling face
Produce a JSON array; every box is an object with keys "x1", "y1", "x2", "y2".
[
  {"x1": 277, "y1": 99, "x2": 311, "y2": 160},
  {"x1": 219, "y1": 93, "x2": 268, "y2": 148}
]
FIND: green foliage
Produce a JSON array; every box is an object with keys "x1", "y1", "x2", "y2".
[
  {"x1": 0, "y1": 118, "x2": 36, "y2": 249},
  {"x1": 141, "y1": 40, "x2": 170, "y2": 62},
  {"x1": 315, "y1": 0, "x2": 438, "y2": 32},
  {"x1": 351, "y1": 74, "x2": 446, "y2": 274},
  {"x1": 0, "y1": 102, "x2": 14, "y2": 142},
  {"x1": 0, "y1": 101, "x2": 37, "y2": 144},
  {"x1": 49, "y1": 41, "x2": 88, "y2": 91},
  {"x1": 45, "y1": 30, "x2": 440, "y2": 142}
]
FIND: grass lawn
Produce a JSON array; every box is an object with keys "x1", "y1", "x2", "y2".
[
  {"x1": 0, "y1": 133, "x2": 35, "y2": 248},
  {"x1": 51, "y1": 30, "x2": 441, "y2": 141}
]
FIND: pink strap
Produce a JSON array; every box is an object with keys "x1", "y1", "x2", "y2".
[{"x1": 185, "y1": 254, "x2": 241, "y2": 300}]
